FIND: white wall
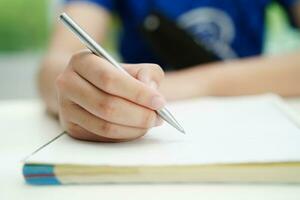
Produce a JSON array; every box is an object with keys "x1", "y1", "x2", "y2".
[{"x1": 0, "y1": 53, "x2": 41, "y2": 99}]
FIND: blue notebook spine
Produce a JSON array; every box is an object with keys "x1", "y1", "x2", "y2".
[{"x1": 23, "y1": 164, "x2": 61, "y2": 185}]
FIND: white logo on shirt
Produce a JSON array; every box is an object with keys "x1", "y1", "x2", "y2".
[{"x1": 178, "y1": 7, "x2": 238, "y2": 59}]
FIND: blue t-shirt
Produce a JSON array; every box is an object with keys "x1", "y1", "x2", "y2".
[{"x1": 67, "y1": 0, "x2": 298, "y2": 68}]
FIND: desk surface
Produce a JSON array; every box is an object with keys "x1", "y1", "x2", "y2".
[{"x1": 1, "y1": 98, "x2": 300, "y2": 200}]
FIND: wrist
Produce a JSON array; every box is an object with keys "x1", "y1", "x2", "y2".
[
  {"x1": 38, "y1": 53, "x2": 72, "y2": 115},
  {"x1": 160, "y1": 64, "x2": 220, "y2": 100}
]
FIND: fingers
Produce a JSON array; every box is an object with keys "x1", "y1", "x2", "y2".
[
  {"x1": 67, "y1": 123, "x2": 131, "y2": 143},
  {"x1": 61, "y1": 101, "x2": 148, "y2": 141},
  {"x1": 56, "y1": 50, "x2": 166, "y2": 142},
  {"x1": 57, "y1": 71, "x2": 162, "y2": 128},
  {"x1": 70, "y1": 51, "x2": 166, "y2": 110},
  {"x1": 123, "y1": 63, "x2": 164, "y2": 89}
]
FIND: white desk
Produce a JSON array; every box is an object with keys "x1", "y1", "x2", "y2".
[{"x1": 1, "y1": 98, "x2": 300, "y2": 200}]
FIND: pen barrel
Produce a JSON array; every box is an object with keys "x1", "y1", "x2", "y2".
[{"x1": 60, "y1": 13, "x2": 128, "y2": 74}]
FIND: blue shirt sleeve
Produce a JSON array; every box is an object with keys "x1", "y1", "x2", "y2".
[{"x1": 65, "y1": 0, "x2": 115, "y2": 12}]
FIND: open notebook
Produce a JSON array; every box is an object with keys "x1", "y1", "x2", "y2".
[{"x1": 23, "y1": 94, "x2": 300, "y2": 185}]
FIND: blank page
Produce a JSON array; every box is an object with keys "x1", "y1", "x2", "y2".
[{"x1": 25, "y1": 95, "x2": 300, "y2": 166}]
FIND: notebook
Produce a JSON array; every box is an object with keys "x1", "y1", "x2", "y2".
[{"x1": 23, "y1": 94, "x2": 300, "y2": 185}]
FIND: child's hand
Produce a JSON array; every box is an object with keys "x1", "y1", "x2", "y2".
[{"x1": 56, "y1": 50, "x2": 165, "y2": 142}]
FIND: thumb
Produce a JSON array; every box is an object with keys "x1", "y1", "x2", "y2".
[{"x1": 123, "y1": 63, "x2": 165, "y2": 90}]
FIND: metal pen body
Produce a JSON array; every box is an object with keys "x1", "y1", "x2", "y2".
[{"x1": 59, "y1": 13, "x2": 185, "y2": 134}]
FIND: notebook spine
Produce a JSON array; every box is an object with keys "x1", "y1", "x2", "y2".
[{"x1": 23, "y1": 164, "x2": 61, "y2": 185}]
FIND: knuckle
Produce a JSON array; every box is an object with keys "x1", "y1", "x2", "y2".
[
  {"x1": 69, "y1": 52, "x2": 81, "y2": 67},
  {"x1": 141, "y1": 110, "x2": 156, "y2": 128},
  {"x1": 69, "y1": 50, "x2": 91, "y2": 68},
  {"x1": 134, "y1": 87, "x2": 145, "y2": 103},
  {"x1": 55, "y1": 74, "x2": 67, "y2": 91},
  {"x1": 100, "y1": 70, "x2": 116, "y2": 91},
  {"x1": 67, "y1": 123, "x2": 83, "y2": 138},
  {"x1": 150, "y1": 64, "x2": 164, "y2": 78},
  {"x1": 59, "y1": 101, "x2": 73, "y2": 122},
  {"x1": 55, "y1": 71, "x2": 75, "y2": 92},
  {"x1": 77, "y1": 111, "x2": 90, "y2": 126},
  {"x1": 98, "y1": 97, "x2": 115, "y2": 119},
  {"x1": 100, "y1": 122, "x2": 114, "y2": 135}
]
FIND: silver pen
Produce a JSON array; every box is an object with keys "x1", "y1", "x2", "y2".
[{"x1": 59, "y1": 13, "x2": 185, "y2": 134}]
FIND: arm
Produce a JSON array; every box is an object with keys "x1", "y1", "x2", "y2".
[
  {"x1": 39, "y1": 2, "x2": 166, "y2": 142},
  {"x1": 160, "y1": 4, "x2": 300, "y2": 101},
  {"x1": 160, "y1": 52, "x2": 300, "y2": 100},
  {"x1": 38, "y1": 2, "x2": 111, "y2": 115}
]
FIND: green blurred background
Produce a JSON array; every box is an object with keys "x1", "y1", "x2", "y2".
[
  {"x1": 0, "y1": 1, "x2": 299, "y2": 100},
  {"x1": 0, "y1": 0, "x2": 49, "y2": 52}
]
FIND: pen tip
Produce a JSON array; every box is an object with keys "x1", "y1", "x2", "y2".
[
  {"x1": 176, "y1": 124, "x2": 186, "y2": 134},
  {"x1": 180, "y1": 129, "x2": 186, "y2": 134},
  {"x1": 156, "y1": 108, "x2": 186, "y2": 135}
]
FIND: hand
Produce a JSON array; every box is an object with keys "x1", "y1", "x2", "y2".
[{"x1": 56, "y1": 50, "x2": 165, "y2": 142}]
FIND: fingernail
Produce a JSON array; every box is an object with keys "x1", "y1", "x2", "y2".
[
  {"x1": 151, "y1": 96, "x2": 166, "y2": 110},
  {"x1": 149, "y1": 81, "x2": 158, "y2": 89},
  {"x1": 155, "y1": 116, "x2": 163, "y2": 126}
]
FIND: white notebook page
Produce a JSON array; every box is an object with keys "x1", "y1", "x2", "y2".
[{"x1": 25, "y1": 95, "x2": 300, "y2": 166}]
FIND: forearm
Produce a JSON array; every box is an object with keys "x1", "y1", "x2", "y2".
[
  {"x1": 161, "y1": 51, "x2": 300, "y2": 100},
  {"x1": 38, "y1": 53, "x2": 71, "y2": 115},
  {"x1": 161, "y1": 4, "x2": 300, "y2": 100},
  {"x1": 38, "y1": 2, "x2": 111, "y2": 115},
  {"x1": 210, "y1": 52, "x2": 300, "y2": 96}
]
